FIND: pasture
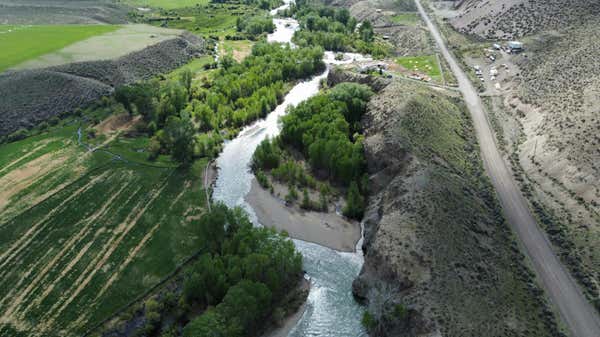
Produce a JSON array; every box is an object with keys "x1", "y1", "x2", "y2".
[
  {"x1": 396, "y1": 55, "x2": 442, "y2": 80},
  {"x1": 0, "y1": 116, "x2": 209, "y2": 336},
  {"x1": 390, "y1": 12, "x2": 421, "y2": 26},
  {"x1": 0, "y1": 25, "x2": 119, "y2": 72},
  {"x1": 151, "y1": 4, "x2": 263, "y2": 38},
  {"x1": 13, "y1": 24, "x2": 182, "y2": 70}
]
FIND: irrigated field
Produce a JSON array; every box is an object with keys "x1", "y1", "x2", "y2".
[
  {"x1": 0, "y1": 25, "x2": 120, "y2": 72},
  {"x1": 12, "y1": 24, "x2": 183, "y2": 70},
  {"x1": 0, "y1": 117, "x2": 209, "y2": 336},
  {"x1": 396, "y1": 55, "x2": 441, "y2": 79}
]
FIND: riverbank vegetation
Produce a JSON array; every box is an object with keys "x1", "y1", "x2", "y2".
[
  {"x1": 284, "y1": 1, "x2": 391, "y2": 58},
  {"x1": 252, "y1": 82, "x2": 373, "y2": 219},
  {"x1": 94, "y1": 204, "x2": 304, "y2": 337},
  {"x1": 113, "y1": 42, "x2": 324, "y2": 164},
  {"x1": 134, "y1": 1, "x2": 279, "y2": 40}
]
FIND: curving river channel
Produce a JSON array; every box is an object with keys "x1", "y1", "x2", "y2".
[{"x1": 212, "y1": 1, "x2": 369, "y2": 336}]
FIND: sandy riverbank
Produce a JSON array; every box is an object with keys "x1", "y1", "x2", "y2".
[{"x1": 245, "y1": 178, "x2": 361, "y2": 252}]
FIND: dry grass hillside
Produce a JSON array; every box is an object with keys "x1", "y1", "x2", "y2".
[
  {"x1": 434, "y1": 0, "x2": 600, "y2": 310},
  {"x1": 449, "y1": 0, "x2": 600, "y2": 39},
  {"x1": 332, "y1": 70, "x2": 562, "y2": 337}
]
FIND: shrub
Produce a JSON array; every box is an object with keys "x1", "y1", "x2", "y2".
[
  {"x1": 255, "y1": 170, "x2": 270, "y2": 189},
  {"x1": 7, "y1": 128, "x2": 29, "y2": 143},
  {"x1": 343, "y1": 181, "x2": 365, "y2": 220}
]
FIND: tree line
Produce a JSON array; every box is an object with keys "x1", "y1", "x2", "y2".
[
  {"x1": 181, "y1": 204, "x2": 303, "y2": 336},
  {"x1": 283, "y1": 1, "x2": 390, "y2": 58},
  {"x1": 114, "y1": 43, "x2": 325, "y2": 164},
  {"x1": 252, "y1": 82, "x2": 374, "y2": 219},
  {"x1": 121, "y1": 204, "x2": 303, "y2": 337}
]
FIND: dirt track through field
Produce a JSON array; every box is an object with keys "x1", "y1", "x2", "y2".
[
  {"x1": 15, "y1": 182, "x2": 131, "y2": 318},
  {"x1": 94, "y1": 178, "x2": 191, "y2": 300},
  {"x1": 0, "y1": 141, "x2": 50, "y2": 176},
  {"x1": 0, "y1": 150, "x2": 67, "y2": 212},
  {"x1": 0, "y1": 171, "x2": 109, "y2": 272},
  {"x1": 415, "y1": 1, "x2": 600, "y2": 336},
  {"x1": 39, "y1": 179, "x2": 168, "y2": 334}
]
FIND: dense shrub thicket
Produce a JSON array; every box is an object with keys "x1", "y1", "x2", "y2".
[
  {"x1": 286, "y1": 0, "x2": 390, "y2": 58},
  {"x1": 236, "y1": 15, "x2": 275, "y2": 36},
  {"x1": 114, "y1": 43, "x2": 324, "y2": 163},
  {"x1": 119, "y1": 204, "x2": 303, "y2": 337},
  {"x1": 253, "y1": 82, "x2": 373, "y2": 219},
  {"x1": 181, "y1": 204, "x2": 303, "y2": 337}
]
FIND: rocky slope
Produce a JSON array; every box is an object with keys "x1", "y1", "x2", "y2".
[
  {"x1": 448, "y1": 0, "x2": 600, "y2": 39},
  {"x1": 0, "y1": 34, "x2": 205, "y2": 136},
  {"x1": 328, "y1": 69, "x2": 561, "y2": 336}
]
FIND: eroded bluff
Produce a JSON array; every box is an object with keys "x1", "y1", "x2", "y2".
[{"x1": 327, "y1": 69, "x2": 561, "y2": 337}]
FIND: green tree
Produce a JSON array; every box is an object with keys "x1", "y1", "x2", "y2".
[
  {"x1": 301, "y1": 188, "x2": 311, "y2": 210},
  {"x1": 183, "y1": 308, "x2": 230, "y2": 337},
  {"x1": 180, "y1": 68, "x2": 193, "y2": 95},
  {"x1": 359, "y1": 20, "x2": 374, "y2": 42},
  {"x1": 164, "y1": 116, "x2": 194, "y2": 164},
  {"x1": 343, "y1": 180, "x2": 365, "y2": 220}
]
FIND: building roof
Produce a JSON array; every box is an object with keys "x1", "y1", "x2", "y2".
[{"x1": 508, "y1": 41, "x2": 523, "y2": 49}]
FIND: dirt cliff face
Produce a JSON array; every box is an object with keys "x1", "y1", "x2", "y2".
[{"x1": 332, "y1": 69, "x2": 561, "y2": 336}]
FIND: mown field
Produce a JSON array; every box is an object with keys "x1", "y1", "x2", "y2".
[
  {"x1": 0, "y1": 116, "x2": 209, "y2": 336},
  {"x1": 396, "y1": 55, "x2": 441, "y2": 79},
  {"x1": 390, "y1": 12, "x2": 420, "y2": 26},
  {"x1": 0, "y1": 25, "x2": 119, "y2": 72}
]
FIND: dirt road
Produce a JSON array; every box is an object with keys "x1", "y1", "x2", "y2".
[{"x1": 414, "y1": 1, "x2": 600, "y2": 336}]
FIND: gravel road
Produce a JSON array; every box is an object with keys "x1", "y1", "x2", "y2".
[{"x1": 414, "y1": 1, "x2": 600, "y2": 336}]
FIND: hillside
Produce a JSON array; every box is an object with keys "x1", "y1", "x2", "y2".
[
  {"x1": 0, "y1": 0, "x2": 129, "y2": 24},
  {"x1": 0, "y1": 33, "x2": 205, "y2": 137},
  {"x1": 332, "y1": 71, "x2": 561, "y2": 336},
  {"x1": 448, "y1": 0, "x2": 600, "y2": 39},
  {"x1": 431, "y1": 0, "x2": 600, "y2": 306}
]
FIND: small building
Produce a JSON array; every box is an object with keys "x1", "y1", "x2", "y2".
[{"x1": 507, "y1": 41, "x2": 524, "y2": 53}]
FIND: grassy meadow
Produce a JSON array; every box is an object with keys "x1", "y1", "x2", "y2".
[
  {"x1": 390, "y1": 12, "x2": 420, "y2": 26},
  {"x1": 396, "y1": 55, "x2": 442, "y2": 80},
  {"x1": 0, "y1": 25, "x2": 119, "y2": 72},
  {"x1": 148, "y1": 4, "x2": 264, "y2": 38}
]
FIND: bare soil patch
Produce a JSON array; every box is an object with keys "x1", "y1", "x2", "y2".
[{"x1": 245, "y1": 178, "x2": 360, "y2": 252}]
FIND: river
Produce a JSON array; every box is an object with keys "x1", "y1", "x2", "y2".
[{"x1": 211, "y1": 1, "x2": 368, "y2": 336}]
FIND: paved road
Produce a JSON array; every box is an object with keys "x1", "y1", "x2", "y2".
[{"x1": 414, "y1": 1, "x2": 600, "y2": 336}]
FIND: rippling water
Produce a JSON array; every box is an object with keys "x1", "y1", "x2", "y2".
[{"x1": 212, "y1": 2, "x2": 367, "y2": 336}]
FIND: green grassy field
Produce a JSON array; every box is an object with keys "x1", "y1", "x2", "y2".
[
  {"x1": 0, "y1": 113, "x2": 209, "y2": 336},
  {"x1": 123, "y1": 0, "x2": 209, "y2": 9},
  {"x1": 396, "y1": 55, "x2": 441, "y2": 79},
  {"x1": 390, "y1": 12, "x2": 420, "y2": 26},
  {"x1": 0, "y1": 25, "x2": 119, "y2": 72},
  {"x1": 220, "y1": 39, "x2": 254, "y2": 61},
  {"x1": 166, "y1": 55, "x2": 214, "y2": 80},
  {"x1": 151, "y1": 4, "x2": 262, "y2": 38}
]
